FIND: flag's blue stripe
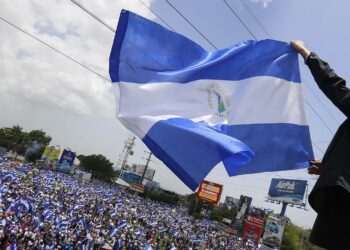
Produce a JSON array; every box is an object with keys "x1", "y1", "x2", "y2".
[
  {"x1": 223, "y1": 123, "x2": 313, "y2": 176},
  {"x1": 110, "y1": 10, "x2": 301, "y2": 84},
  {"x1": 142, "y1": 119, "x2": 313, "y2": 191},
  {"x1": 142, "y1": 118, "x2": 254, "y2": 191}
]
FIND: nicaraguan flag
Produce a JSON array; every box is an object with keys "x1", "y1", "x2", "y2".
[
  {"x1": 109, "y1": 10, "x2": 314, "y2": 191},
  {"x1": 57, "y1": 220, "x2": 69, "y2": 228},
  {"x1": 117, "y1": 220, "x2": 127, "y2": 229},
  {"x1": 110, "y1": 211, "x2": 117, "y2": 218},
  {"x1": 44, "y1": 210, "x2": 54, "y2": 220},
  {"x1": 74, "y1": 205, "x2": 84, "y2": 210}
]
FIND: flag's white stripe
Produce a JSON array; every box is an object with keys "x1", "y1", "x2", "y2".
[{"x1": 115, "y1": 76, "x2": 307, "y2": 137}]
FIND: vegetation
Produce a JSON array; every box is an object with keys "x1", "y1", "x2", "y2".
[
  {"x1": 0, "y1": 125, "x2": 51, "y2": 161},
  {"x1": 281, "y1": 224, "x2": 324, "y2": 250},
  {"x1": 142, "y1": 188, "x2": 180, "y2": 205},
  {"x1": 186, "y1": 193, "x2": 235, "y2": 222},
  {"x1": 78, "y1": 154, "x2": 116, "y2": 182}
]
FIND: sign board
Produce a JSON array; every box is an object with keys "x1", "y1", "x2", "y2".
[
  {"x1": 224, "y1": 196, "x2": 240, "y2": 208},
  {"x1": 242, "y1": 215, "x2": 264, "y2": 244},
  {"x1": 262, "y1": 214, "x2": 287, "y2": 249},
  {"x1": 122, "y1": 171, "x2": 141, "y2": 184},
  {"x1": 235, "y1": 195, "x2": 253, "y2": 221},
  {"x1": 126, "y1": 164, "x2": 155, "y2": 180},
  {"x1": 130, "y1": 183, "x2": 145, "y2": 193},
  {"x1": 144, "y1": 180, "x2": 160, "y2": 191},
  {"x1": 42, "y1": 145, "x2": 61, "y2": 160},
  {"x1": 267, "y1": 178, "x2": 307, "y2": 205},
  {"x1": 56, "y1": 149, "x2": 76, "y2": 173},
  {"x1": 222, "y1": 218, "x2": 232, "y2": 224},
  {"x1": 196, "y1": 180, "x2": 223, "y2": 205}
]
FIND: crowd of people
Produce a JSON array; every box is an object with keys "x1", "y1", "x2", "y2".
[{"x1": 0, "y1": 157, "x2": 260, "y2": 249}]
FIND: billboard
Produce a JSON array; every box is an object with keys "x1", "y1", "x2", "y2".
[
  {"x1": 267, "y1": 178, "x2": 307, "y2": 205},
  {"x1": 196, "y1": 180, "x2": 223, "y2": 205},
  {"x1": 262, "y1": 214, "x2": 287, "y2": 249},
  {"x1": 224, "y1": 196, "x2": 240, "y2": 208},
  {"x1": 144, "y1": 180, "x2": 160, "y2": 191},
  {"x1": 126, "y1": 164, "x2": 155, "y2": 180},
  {"x1": 235, "y1": 195, "x2": 252, "y2": 221},
  {"x1": 242, "y1": 215, "x2": 264, "y2": 244},
  {"x1": 56, "y1": 149, "x2": 76, "y2": 173},
  {"x1": 122, "y1": 171, "x2": 141, "y2": 184},
  {"x1": 42, "y1": 145, "x2": 61, "y2": 160}
]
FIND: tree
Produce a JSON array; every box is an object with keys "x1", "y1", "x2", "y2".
[
  {"x1": 281, "y1": 224, "x2": 323, "y2": 250},
  {"x1": 0, "y1": 125, "x2": 51, "y2": 161},
  {"x1": 78, "y1": 154, "x2": 116, "y2": 182}
]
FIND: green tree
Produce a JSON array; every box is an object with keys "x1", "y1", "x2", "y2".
[
  {"x1": 0, "y1": 125, "x2": 51, "y2": 161},
  {"x1": 0, "y1": 125, "x2": 25, "y2": 151},
  {"x1": 281, "y1": 224, "x2": 324, "y2": 250},
  {"x1": 78, "y1": 154, "x2": 116, "y2": 182}
]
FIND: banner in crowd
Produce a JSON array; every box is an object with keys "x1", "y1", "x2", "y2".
[
  {"x1": 242, "y1": 215, "x2": 264, "y2": 244},
  {"x1": 42, "y1": 145, "x2": 61, "y2": 160},
  {"x1": 261, "y1": 214, "x2": 287, "y2": 249},
  {"x1": 267, "y1": 178, "x2": 307, "y2": 205},
  {"x1": 196, "y1": 180, "x2": 223, "y2": 205},
  {"x1": 56, "y1": 149, "x2": 76, "y2": 173},
  {"x1": 109, "y1": 10, "x2": 314, "y2": 191}
]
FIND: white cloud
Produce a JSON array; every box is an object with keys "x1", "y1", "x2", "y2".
[{"x1": 0, "y1": 0, "x2": 155, "y2": 117}]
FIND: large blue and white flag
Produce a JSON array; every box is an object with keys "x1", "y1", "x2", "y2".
[{"x1": 109, "y1": 10, "x2": 314, "y2": 191}]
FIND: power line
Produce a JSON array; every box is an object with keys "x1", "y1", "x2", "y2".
[
  {"x1": 223, "y1": 0, "x2": 258, "y2": 40},
  {"x1": 223, "y1": 0, "x2": 337, "y2": 136},
  {"x1": 136, "y1": 0, "x2": 175, "y2": 31},
  {"x1": 239, "y1": 0, "x2": 342, "y2": 127},
  {"x1": 0, "y1": 16, "x2": 111, "y2": 82},
  {"x1": 305, "y1": 99, "x2": 335, "y2": 135},
  {"x1": 303, "y1": 78, "x2": 343, "y2": 125},
  {"x1": 239, "y1": 0, "x2": 272, "y2": 38},
  {"x1": 312, "y1": 142, "x2": 325, "y2": 155},
  {"x1": 70, "y1": 0, "x2": 116, "y2": 33},
  {"x1": 164, "y1": 0, "x2": 218, "y2": 50}
]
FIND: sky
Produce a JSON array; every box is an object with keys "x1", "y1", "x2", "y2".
[{"x1": 0, "y1": 0, "x2": 348, "y2": 229}]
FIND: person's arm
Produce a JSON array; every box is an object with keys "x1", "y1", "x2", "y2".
[{"x1": 291, "y1": 40, "x2": 350, "y2": 117}]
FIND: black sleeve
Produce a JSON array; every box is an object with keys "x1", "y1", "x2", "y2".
[{"x1": 306, "y1": 52, "x2": 350, "y2": 117}]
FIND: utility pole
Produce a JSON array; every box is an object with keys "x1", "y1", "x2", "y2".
[{"x1": 140, "y1": 151, "x2": 152, "y2": 184}]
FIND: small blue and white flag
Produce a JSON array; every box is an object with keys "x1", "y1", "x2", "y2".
[
  {"x1": 57, "y1": 220, "x2": 69, "y2": 228},
  {"x1": 19, "y1": 200, "x2": 33, "y2": 213},
  {"x1": 44, "y1": 210, "x2": 54, "y2": 220},
  {"x1": 144, "y1": 243, "x2": 152, "y2": 250},
  {"x1": 117, "y1": 220, "x2": 127, "y2": 229},
  {"x1": 74, "y1": 205, "x2": 85, "y2": 210},
  {"x1": 109, "y1": 10, "x2": 314, "y2": 191},
  {"x1": 97, "y1": 207, "x2": 104, "y2": 214},
  {"x1": 110, "y1": 227, "x2": 118, "y2": 237}
]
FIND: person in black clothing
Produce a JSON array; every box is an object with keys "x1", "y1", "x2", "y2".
[{"x1": 291, "y1": 40, "x2": 350, "y2": 249}]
